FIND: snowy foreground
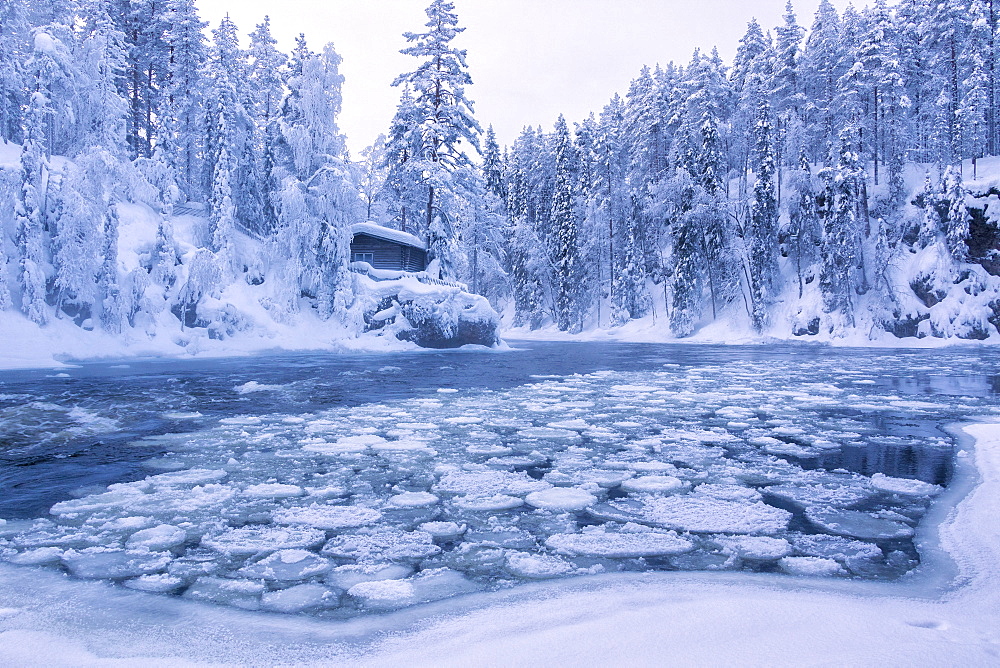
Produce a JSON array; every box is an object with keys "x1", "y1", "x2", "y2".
[{"x1": 0, "y1": 421, "x2": 996, "y2": 665}]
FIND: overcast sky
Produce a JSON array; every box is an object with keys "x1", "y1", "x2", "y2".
[{"x1": 196, "y1": 0, "x2": 856, "y2": 156}]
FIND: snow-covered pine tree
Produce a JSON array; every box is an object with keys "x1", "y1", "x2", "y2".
[{"x1": 391, "y1": 0, "x2": 481, "y2": 275}]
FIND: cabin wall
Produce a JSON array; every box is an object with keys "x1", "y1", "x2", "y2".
[{"x1": 350, "y1": 234, "x2": 426, "y2": 271}]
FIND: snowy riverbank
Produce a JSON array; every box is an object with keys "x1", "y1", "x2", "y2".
[{"x1": 0, "y1": 420, "x2": 996, "y2": 666}]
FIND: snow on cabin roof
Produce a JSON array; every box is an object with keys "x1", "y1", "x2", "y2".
[{"x1": 350, "y1": 222, "x2": 427, "y2": 250}]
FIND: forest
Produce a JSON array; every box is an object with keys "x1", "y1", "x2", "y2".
[{"x1": 1, "y1": 0, "x2": 1000, "y2": 345}]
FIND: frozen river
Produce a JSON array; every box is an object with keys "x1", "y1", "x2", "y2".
[{"x1": 0, "y1": 341, "x2": 995, "y2": 617}]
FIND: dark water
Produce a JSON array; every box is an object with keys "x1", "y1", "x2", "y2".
[{"x1": 0, "y1": 342, "x2": 994, "y2": 519}]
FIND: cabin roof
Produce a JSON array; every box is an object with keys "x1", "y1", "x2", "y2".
[{"x1": 350, "y1": 222, "x2": 427, "y2": 251}]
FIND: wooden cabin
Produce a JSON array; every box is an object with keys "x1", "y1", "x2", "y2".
[{"x1": 349, "y1": 222, "x2": 428, "y2": 272}]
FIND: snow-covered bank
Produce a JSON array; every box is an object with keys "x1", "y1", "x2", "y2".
[
  {"x1": 504, "y1": 308, "x2": 1000, "y2": 348},
  {"x1": 0, "y1": 420, "x2": 997, "y2": 666}
]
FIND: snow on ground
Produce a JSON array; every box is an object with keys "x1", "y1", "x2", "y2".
[{"x1": 0, "y1": 418, "x2": 997, "y2": 665}]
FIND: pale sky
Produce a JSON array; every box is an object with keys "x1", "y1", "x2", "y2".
[{"x1": 195, "y1": 0, "x2": 857, "y2": 156}]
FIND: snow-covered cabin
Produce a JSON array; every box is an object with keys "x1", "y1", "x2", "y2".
[{"x1": 349, "y1": 222, "x2": 428, "y2": 272}]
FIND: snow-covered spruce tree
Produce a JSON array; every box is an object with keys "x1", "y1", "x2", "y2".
[
  {"x1": 77, "y1": 0, "x2": 129, "y2": 153},
  {"x1": 118, "y1": 0, "x2": 169, "y2": 159},
  {"x1": 15, "y1": 91, "x2": 50, "y2": 324},
  {"x1": 799, "y1": 0, "x2": 843, "y2": 160},
  {"x1": 0, "y1": 0, "x2": 30, "y2": 143},
  {"x1": 551, "y1": 115, "x2": 581, "y2": 332},
  {"x1": 391, "y1": 0, "x2": 481, "y2": 277},
  {"x1": 160, "y1": 0, "x2": 207, "y2": 199},
  {"x1": 818, "y1": 129, "x2": 866, "y2": 329},
  {"x1": 746, "y1": 101, "x2": 779, "y2": 333},
  {"x1": 50, "y1": 165, "x2": 103, "y2": 323},
  {"x1": 771, "y1": 1, "x2": 805, "y2": 119},
  {"x1": 943, "y1": 166, "x2": 969, "y2": 262},
  {"x1": 786, "y1": 151, "x2": 821, "y2": 300},
  {"x1": 503, "y1": 126, "x2": 550, "y2": 328},
  {"x1": 204, "y1": 15, "x2": 256, "y2": 265},
  {"x1": 247, "y1": 16, "x2": 286, "y2": 232},
  {"x1": 273, "y1": 41, "x2": 357, "y2": 320},
  {"x1": 98, "y1": 199, "x2": 124, "y2": 332},
  {"x1": 383, "y1": 84, "x2": 425, "y2": 234}
]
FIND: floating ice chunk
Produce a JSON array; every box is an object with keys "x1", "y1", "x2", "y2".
[
  {"x1": 525, "y1": 487, "x2": 597, "y2": 512},
  {"x1": 371, "y1": 440, "x2": 437, "y2": 453},
  {"x1": 242, "y1": 483, "x2": 305, "y2": 499},
  {"x1": 219, "y1": 416, "x2": 262, "y2": 425},
  {"x1": 273, "y1": 505, "x2": 382, "y2": 530},
  {"x1": 466, "y1": 444, "x2": 514, "y2": 456},
  {"x1": 162, "y1": 411, "x2": 202, "y2": 420},
  {"x1": 620, "y1": 461, "x2": 678, "y2": 474},
  {"x1": 126, "y1": 525, "x2": 187, "y2": 551},
  {"x1": 261, "y1": 583, "x2": 340, "y2": 613},
  {"x1": 763, "y1": 442, "x2": 822, "y2": 458},
  {"x1": 418, "y1": 521, "x2": 466, "y2": 540},
  {"x1": 147, "y1": 469, "x2": 228, "y2": 487},
  {"x1": 388, "y1": 492, "x2": 440, "y2": 508},
  {"x1": 620, "y1": 476, "x2": 687, "y2": 495},
  {"x1": 714, "y1": 536, "x2": 791, "y2": 561},
  {"x1": 395, "y1": 422, "x2": 439, "y2": 430},
  {"x1": 302, "y1": 435, "x2": 383, "y2": 454},
  {"x1": 505, "y1": 552, "x2": 573, "y2": 579},
  {"x1": 201, "y1": 526, "x2": 326, "y2": 556},
  {"x1": 234, "y1": 381, "x2": 286, "y2": 394},
  {"x1": 444, "y1": 416, "x2": 483, "y2": 424},
  {"x1": 766, "y1": 483, "x2": 874, "y2": 509},
  {"x1": 62, "y1": 549, "x2": 171, "y2": 579},
  {"x1": 486, "y1": 454, "x2": 548, "y2": 469},
  {"x1": 779, "y1": 556, "x2": 847, "y2": 576},
  {"x1": 325, "y1": 563, "x2": 415, "y2": 589},
  {"x1": 516, "y1": 427, "x2": 581, "y2": 442},
  {"x1": 320, "y1": 528, "x2": 439, "y2": 562},
  {"x1": 464, "y1": 528, "x2": 536, "y2": 549},
  {"x1": 544, "y1": 469, "x2": 633, "y2": 488},
  {"x1": 790, "y1": 534, "x2": 883, "y2": 563},
  {"x1": 436, "y1": 388, "x2": 459, "y2": 393},
  {"x1": 183, "y1": 576, "x2": 264, "y2": 610},
  {"x1": 451, "y1": 495, "x2": 524, "y2": 511},
  {"x1": 124, "y1": 573, "x2": 185, "y2": 593},
  {"x1": 5, "y1": 547, "x2": 63, "y2": 565},
  {"x1": 237, "y1": 550, "x2": 332, "y2": 581},
  {"x1": 589, "y1": 496, "x2": 792, "y2": 534},
  {"x1": 547, "y1": 419, "x2": 591, "y2": 431},
  {"x1": 805, "y1": 508, "x2": 914, "y2": 541},
  {"x1": 347, "y1": 578, "x2": 416, "y2": 609},
  {"x1": 611, "y1": 385, "x2": 659, "y2": 393},
  {"x1": 869, "y1": 473, "x2": 942, "y2": 497},
  {"x1": 545, "y1": 530, "x2": 694, "y2": 558},
  {"x1": 693, "y1": 484, "x2": 763, "y2": 503},
  {"x1": 435, "y1": 470, "x2": 550, "y2": 496}
]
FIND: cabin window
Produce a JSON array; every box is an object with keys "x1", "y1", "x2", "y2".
[{"x1": 353, "y1": 252, "x2": 374, "y2": 264}]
